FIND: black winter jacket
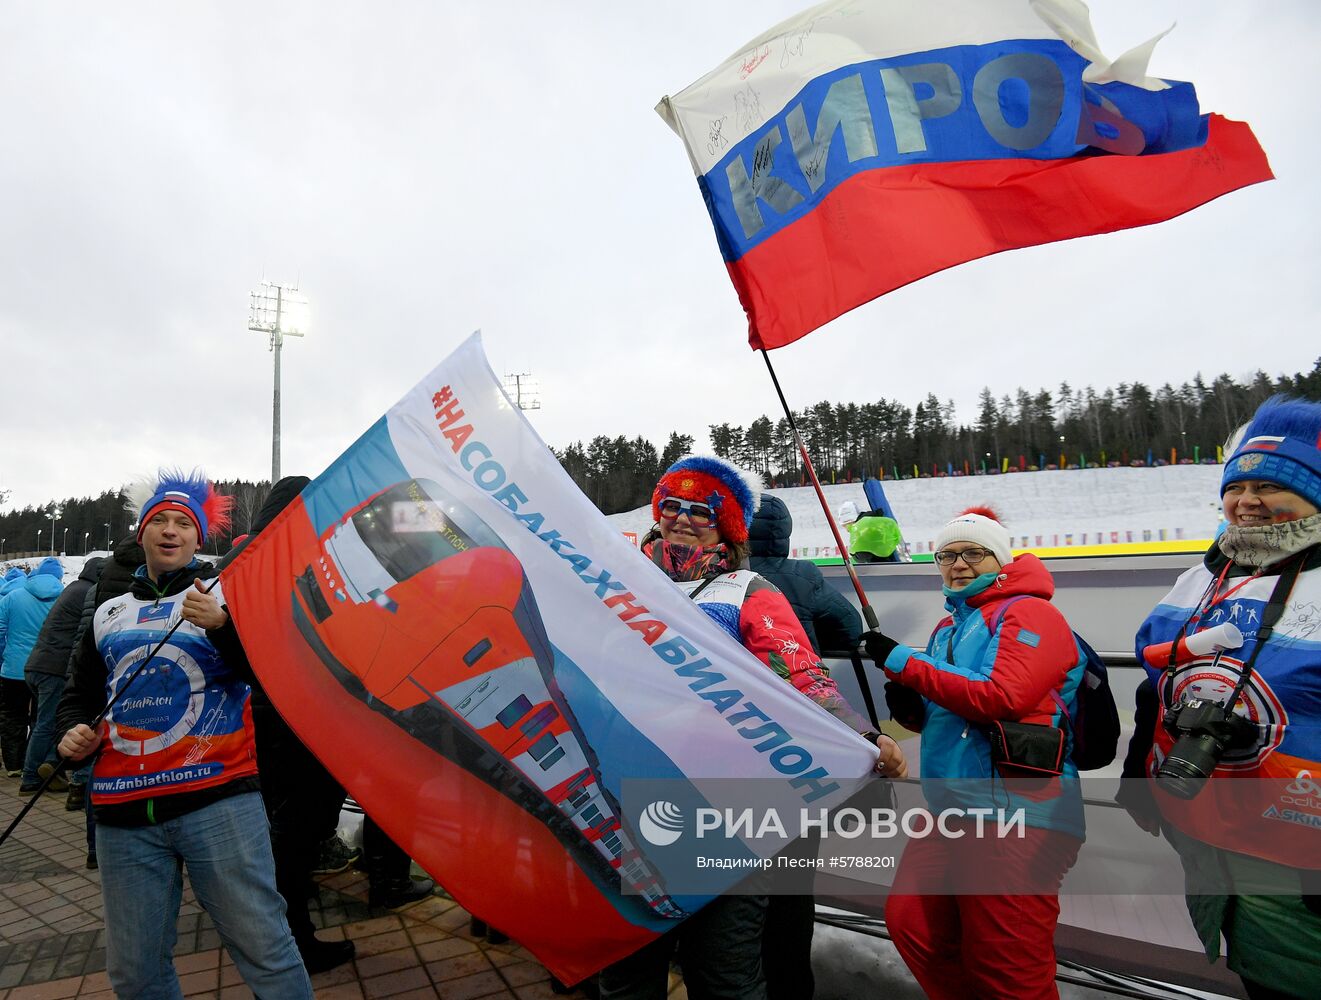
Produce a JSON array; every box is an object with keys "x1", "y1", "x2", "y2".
[
  {"x1": 748, "y1": 494, "x2": 863, "y2": 655},
  {"x1": 24, "y1": 557, "x2": 104, "y2": 679}
]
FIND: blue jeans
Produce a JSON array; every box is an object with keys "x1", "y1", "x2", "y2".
[
  {"x1": 96, "y1": 791, "x2": 312, "y2": 1000},
  {"x1": 21, "y1": 672, "x2": 65, "y2": 785}
]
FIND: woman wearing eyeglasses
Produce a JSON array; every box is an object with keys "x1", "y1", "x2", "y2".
[
  {"x1": 599, "y1": 455, "x2": 905, "y2": 1000},
  {"x1": 863, "y1": 507, "x2": 1085, "y2": 1000}
]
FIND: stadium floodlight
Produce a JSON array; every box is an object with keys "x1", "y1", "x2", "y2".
[
  {"x1": 502, "y1": 373, "x2": 542, "y2": 411},
  {"x1": 83, "y1": 531, "x2": 90, "y2": 555},
  {"x1": 50, "y1": 507, "x2": 61, "y2": 556},
  {"x1": 248, "y1": 280, "x2": 310, "y2": 482},
  {"x1": 104, "y1": 522, "x2": 111, "y2": 550},
  {"x1": 1, "y1": 538, "x2": 5, "y2": 559},
  {"x1": 62, "y1": 527, "x2": 69, "y2": 554}
]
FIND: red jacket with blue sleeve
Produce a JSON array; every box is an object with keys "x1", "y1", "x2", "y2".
[{"x1": 879, "y1": 553, "x2": 1085, "y2": 835}]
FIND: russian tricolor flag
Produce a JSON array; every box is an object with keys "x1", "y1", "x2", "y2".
[{"x1": 658, "y1": 0, "x2": 1273, "y2": 351}]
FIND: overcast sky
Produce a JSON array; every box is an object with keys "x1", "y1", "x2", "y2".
[{"x1": 1, "y1": 1, "x2": 1316, "y2": 512}]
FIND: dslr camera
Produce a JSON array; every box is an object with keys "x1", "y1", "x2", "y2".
[{"x1": 1155, "y1": 698, "x2": 1259, "y2": 800}]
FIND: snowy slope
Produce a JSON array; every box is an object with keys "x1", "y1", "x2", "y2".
[
  {"x1": 608, "y1": 465, "x2": 1225, "y2": 555},
  {"x1": 2, "y1": 466, "x2": 1226, "y2": 577}
]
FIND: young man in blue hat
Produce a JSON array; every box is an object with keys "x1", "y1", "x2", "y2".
[{"x1": 57, "y1": 470, "x2": 312, "y2": 999}]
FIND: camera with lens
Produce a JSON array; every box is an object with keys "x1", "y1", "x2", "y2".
[{"x1": 1155, "y1": 698, "x2": 1259, "y2": 800}]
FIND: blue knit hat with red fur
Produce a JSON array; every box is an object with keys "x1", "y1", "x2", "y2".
[
  {"x1": 1221, "y1": 397, "x2": 1321, "y2": 509},
  {"x1": 653, "y1": 455, "x2": 763, "y2": 543},
  {"x1": 130, "y1": 469, "x2": 234, "y2": 543}
]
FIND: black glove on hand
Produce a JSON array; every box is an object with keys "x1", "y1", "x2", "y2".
[
  {"x1": 863, "y1": 630, "x2": 899, "y2": 666},
  {"x1": 885, "y1": 681, "x2": 925, "y2": 731}
]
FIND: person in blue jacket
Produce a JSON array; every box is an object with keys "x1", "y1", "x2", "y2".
[
  {"x1": 0, "y1": 557, "x2": 64, "y2": 783},
  {"x1": 1, "y1": 567, "x2": 28, "y2": 597}
]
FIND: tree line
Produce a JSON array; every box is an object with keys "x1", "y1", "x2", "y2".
[
  {"x1": 3, "y1": 359, "x2": 1319, "y2": 542},
  {"x1": 555, "y1": 359, "x2": 1321, "y2": 514},
  {"x1": 0, "y1": 481, "x2": 272, "y2": 561}
]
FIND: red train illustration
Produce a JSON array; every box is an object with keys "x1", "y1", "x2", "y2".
[{"x1": 290, "y1": 479, "x2": 683, "y2": 920}]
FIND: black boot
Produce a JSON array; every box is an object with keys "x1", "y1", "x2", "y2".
[
  {"x1": 469, "y1": 917, "x2": 509, "y2": 944},
  {"x1": 297, "y1": 935, "x2": 356, "y2": 974},
  {"x1": 362, "y1": 816, "x2": 435, "y2": 909},
  {"x1": 368, "y1": 870, "x2": 435, "y2": 909},
  {"x1": 368, "y1": 873, "x2": 435, "y2": 909}
]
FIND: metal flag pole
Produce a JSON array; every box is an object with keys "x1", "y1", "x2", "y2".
[{"x1": 759, "y1": 349, "x2": 879, "y2": 631}]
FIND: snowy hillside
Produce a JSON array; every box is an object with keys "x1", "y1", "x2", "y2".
[
  {"x1": 1, "y1": 467, "x2": 1227, "y2": 577},
  {"x1": 608, "y1": 465, "x2": 1225, "y2": 557}
]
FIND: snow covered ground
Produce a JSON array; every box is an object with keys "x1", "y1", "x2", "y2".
[{"x1": 609, "y1": 465, "x2": 1225, "y2": 556}]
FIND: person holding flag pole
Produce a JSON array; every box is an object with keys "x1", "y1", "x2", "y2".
[
  {"x1": 55, "y1": 471, "x2": 313, "y2": 999},
  {"x1": 601, "y1": 455, "x2": 905, "y2": 1000},
  {"x1": 656, "y1": 1, "x2": 1273, "y2": 996}
]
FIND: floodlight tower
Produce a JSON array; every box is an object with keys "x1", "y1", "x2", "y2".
[
  {"x1": 502, "y1": 373, "x2": 542, "y2": 411},
  {"x1": 248, "y1": 281, "x2": 309, "y2": 482}
]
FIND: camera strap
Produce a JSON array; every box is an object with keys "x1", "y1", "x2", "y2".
[{"x1": 1164, "y1": 554, "x2": 1305, "y2": 708}]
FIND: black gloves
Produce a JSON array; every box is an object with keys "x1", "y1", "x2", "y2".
[
  {"x1": 885, "y1": 682, "x2": 926, "y2": 732},
  {"x1": 863, "y1": 629, "x2": 898, "y2": 666},
  {"x1": 863, "y1": 631, "x2": 922, "y2": 729}
]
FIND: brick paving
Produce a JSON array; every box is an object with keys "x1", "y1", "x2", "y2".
[{"x1": 1, "y1": 780, "x2": 686, "y2": 999}]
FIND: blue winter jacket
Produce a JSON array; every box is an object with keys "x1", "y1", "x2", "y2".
[
  {"x1": 0, "y1": 568, "x2": 26, "y2": 597},
  {"x1": 0, "y1": 558, "x2": 65, "y2": 680}
]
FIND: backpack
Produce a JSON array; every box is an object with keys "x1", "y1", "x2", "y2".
[{"x1": 989, "y1": 596, "x2": 1120, "y2": 771}]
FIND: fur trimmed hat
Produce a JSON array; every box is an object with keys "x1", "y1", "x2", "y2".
[
  {"x1": 652, "y1": 455, "x2": 764, "y2": 543},
  {"x1": 128, "y1": 469, "x2": 234, "y2": 543},
  {"x1": 933, "y1": 506, "x2": 1013, "y2": 566},
  {"x1": 1221, "y1": 397, "x2": 1321, "y2": 510}
]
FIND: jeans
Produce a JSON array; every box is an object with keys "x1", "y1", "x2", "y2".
[
  {"x1": 96, "y1": 791, "x2": 312, "y2": 1000},
  {"x1": 21, "y1": 672, "x2": 66, "y2": 784}
]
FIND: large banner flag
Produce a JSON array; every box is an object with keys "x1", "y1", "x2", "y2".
[
  {"x1": 657, "y1": 0, "x2": 1273, "y2": 350},
  {"x1": 221, "y1": 333, "x2": 878, "y2": 982}
]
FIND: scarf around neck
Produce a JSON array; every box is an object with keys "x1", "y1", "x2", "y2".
[
  {"x1": 645, "y1": 539, "x2": 737, "y2": 582},
  {"x1": 1217, "y1": 510, "x2": 1321, "y2": 570}
]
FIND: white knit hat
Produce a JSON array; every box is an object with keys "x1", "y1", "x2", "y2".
[
  {"x1": 837, "y1": 500, "x2": 861, "y2": 525},
  {"x1": 933, "y1": 507, "x2": 1012, "y2": 566}
]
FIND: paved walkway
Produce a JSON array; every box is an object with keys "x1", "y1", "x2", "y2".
[{"x1": 0, "y1": 780, "x2": 665, "y2": 999}]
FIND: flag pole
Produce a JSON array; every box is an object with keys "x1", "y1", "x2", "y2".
[{"x1": 759, "y1": 349, "x2": 879, "y2": 631}]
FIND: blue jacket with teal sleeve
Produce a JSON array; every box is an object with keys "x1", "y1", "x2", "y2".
[{"x1": 0, "y1": 557, "x2": 65, "y2": 680}]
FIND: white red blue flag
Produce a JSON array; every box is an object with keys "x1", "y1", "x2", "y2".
[
  {"x1": 657, "y1": 0, "x2": 1273, "y2": 350},
  {"x1": 221, "y1": 334, "x2": 877, "y2": 982}
]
